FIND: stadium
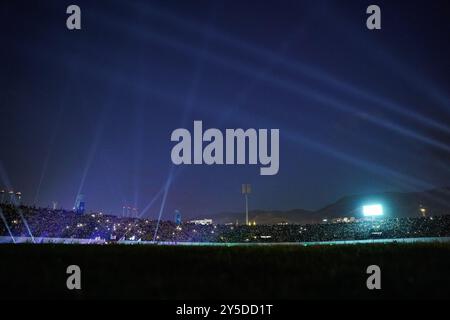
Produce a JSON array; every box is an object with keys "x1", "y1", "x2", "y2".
[{"x1": 1, "y1": 193, "x2": 450, "y2": 299}]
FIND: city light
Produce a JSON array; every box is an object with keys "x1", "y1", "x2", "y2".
[{"x1": 363, "y1": 204, "x2": 383, "y2": 217}]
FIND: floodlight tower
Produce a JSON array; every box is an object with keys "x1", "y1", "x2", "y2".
[
  {"x1": 419, "y1": 205, "x2": 427, "y2": 217},
  {"x1": 242, "y1": 184, "x2": 251, "y2": 225},
  {"x1": 8, "y1": 191, "x2": 14, "y2": 204},
  {"x1": 0, "y1": 190, "x2": 5, "y2": 204},
  {"x1": 15, "y1": 192, "x2": 22, "y2": 206}
]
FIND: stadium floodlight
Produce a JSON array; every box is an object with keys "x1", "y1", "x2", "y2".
[
  {"x1": 242, "y1": 184, "x2": 251, "y2": 225},
  {"x1": 363, "y1": 204, "x2": 383, "y2": 217}
]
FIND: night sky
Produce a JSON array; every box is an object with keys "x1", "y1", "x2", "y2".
[{"x1": 1, "y1": 0, "x2": 449, "y2": 219}]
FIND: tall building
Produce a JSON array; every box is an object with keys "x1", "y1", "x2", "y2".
[
  {"x1": 8, "y1": 191, "x2": 14, "y2": 204},
  {"x1": 74, "y1": 194, "x2": 86, "y2": 214},
  {"x1": 174, "y1": 210, "x2": 182, "y2": 225}
]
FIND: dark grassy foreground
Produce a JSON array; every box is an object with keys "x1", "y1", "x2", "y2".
[{"x1": 0, "y1": 243, "x2": 449, "y2": 299}]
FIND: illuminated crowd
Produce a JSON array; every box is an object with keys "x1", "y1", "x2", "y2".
[{"x1": 1, "y1": 204, "x2": 450, "y2": 243}]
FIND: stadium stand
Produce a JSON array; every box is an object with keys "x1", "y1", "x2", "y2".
[{"x1": 1, "y1": 204, "x2": 450, "y2": 243}]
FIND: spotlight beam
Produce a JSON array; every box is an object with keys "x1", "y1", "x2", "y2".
[
  {"x1": 34, "y1": 85, "x2": 68, "y2": 206},
  {"x1": 27, "y1": 28, "x2": 443, "y2": 193},
  {"x1": 16, "y1": 207, "x2": 35, "y2": 243},
  {"x1": 153, "y1": 166, "x2": 175, "y2": 242},
  {"x1": 0, "y1": 161, "x2": 35, "y2": 242},
  {"x1": 74, "y1": 116, "x2": 104, "y2": 206}
]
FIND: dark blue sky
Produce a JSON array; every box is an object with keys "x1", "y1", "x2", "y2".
[{"x1": 1, "y1": 0, "x2": 449, "y2": 219}]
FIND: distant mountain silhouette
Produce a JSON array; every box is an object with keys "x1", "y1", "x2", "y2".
[{"x1": 198, "y1": 187, "x2": 450, "y2": 225}]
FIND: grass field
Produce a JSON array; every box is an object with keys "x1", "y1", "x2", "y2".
[{"x1": 1, "y1": 243, "x2": 450, "y2": 299}]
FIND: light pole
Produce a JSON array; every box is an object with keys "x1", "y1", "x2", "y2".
[{"x1": 242, "y1": 184, "x2": 251, "y2": 225}]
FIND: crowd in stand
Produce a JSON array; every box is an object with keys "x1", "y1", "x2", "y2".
[{"x1": 1, "y1": 204, "x2": 450, "y2": 243}]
